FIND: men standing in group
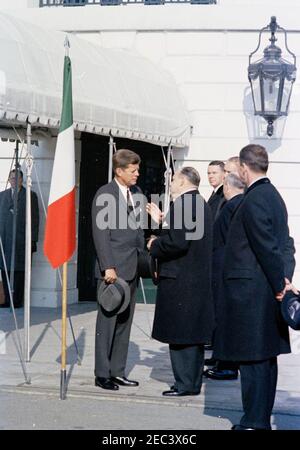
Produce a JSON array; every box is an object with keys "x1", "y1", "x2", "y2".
[
  {"x1": 0, "y1": 169, "x2": 39, "y2": 308},
  {"x1": 147, "y1": 167, "x2": 215, "y2": 397},
  {"x1": 213, "y1": 144, "x2": 296, "y2": 430},
  {"x1": 92, "y1": 149, "x2": 144, "y2": 391},
  {"x1": 207, "y1": 160, "x2": 225, "y2": 221}
]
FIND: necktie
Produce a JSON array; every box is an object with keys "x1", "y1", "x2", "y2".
[
  {"x1": 127, "y1": 188, "x2": 135, "y2": 216},
  {"x1": 208, "y1": 190, "x2": 215, "y2": 202}
]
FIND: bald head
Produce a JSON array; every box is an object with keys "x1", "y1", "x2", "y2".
[{"x1": 224, "y1": 157, "x2": 241, "y2": 177}]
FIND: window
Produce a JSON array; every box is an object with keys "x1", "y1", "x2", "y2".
[{"x1": 63, "y1": 0, "x2": 87, "y2": 5}]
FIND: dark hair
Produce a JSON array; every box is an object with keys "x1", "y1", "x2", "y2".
[
  {"x1": 180, "y1": 167, "x2": 201, "y2": 187},
  {"x1": 9, "y1": 169, "x2": 23, "y2": 179},
  {"x1": 239, "y1": 144, "x2": 268, "y2": 173},
  {"x1": 208, "y1": 160, "x2": 225, "y2": 170},
  {"x1": 112, "y1": 149, "x2": 141, "y2": 172}
]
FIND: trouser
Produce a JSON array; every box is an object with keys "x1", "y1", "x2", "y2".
[
  {"x1": 1, "y1": 269, "x2": 25, "y2": 307},
  {"x1": 169, "y1": 344, "x2": 205, "y2": 394},
  {"x1": 94, "y1": 278, "x2": 137, "y2": 378},
  {"x1": 239, "y1": 357, "x2": 278, "y2": 430}
]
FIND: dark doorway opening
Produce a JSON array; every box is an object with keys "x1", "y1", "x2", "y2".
[{"x1": 77, "y1": 132, "x2": 166, "y2": 301}]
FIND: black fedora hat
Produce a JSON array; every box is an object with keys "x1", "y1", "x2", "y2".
[
  {"x1": 281, "y1": 291, "x2": 300, "y2": 331},
  {"x1": 97, "y1": 277, "x2": 130, "y2": 316}
]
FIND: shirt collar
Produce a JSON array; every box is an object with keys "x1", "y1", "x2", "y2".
[
  {"x1": 247, "y1": 176, "x2": 268, "y2": 189},
  {"x1": 213, "y1": 184, "x2": 223, "y2": 194},
  {"x1": 114, "y1": 178, "x2": 128, "y2": 199}
]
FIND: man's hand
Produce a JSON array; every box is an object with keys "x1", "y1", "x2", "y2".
[
  {"x1": 146, "y1": 202, "x2": 164, "y2": 225},
  {"x1": 147, "y1": 235, "x2": 157, "y2": 250},
  {"x1": 104, "y1": 268, "x2": 117, "y2": 284},
  {"x1": 276, "y1": 278, "x2": 299, "y2": 301},
  {"x1": 284, "y1": 277, "x2": 299, "y2": 295}
]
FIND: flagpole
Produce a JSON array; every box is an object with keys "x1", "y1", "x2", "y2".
[
  {"x1": 60, "y1": 261, "x2": 68, "y2": 400},
  {"x1": 24, "y1": 121, "x2": 33, "y2": 362},
  {"x1": 44, "y1": 35, "x2": 75, "y2": 399},
  {"x1": 59, "y1": 36, "x2": 71, "y2": 401}
]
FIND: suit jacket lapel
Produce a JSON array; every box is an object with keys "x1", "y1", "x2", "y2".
[
  {"x1": 112, "y1": 179, "x2": 138, "y2": 229},
  {"x1": 111, "y1": 179, "x2": 128, "y2": 216}
]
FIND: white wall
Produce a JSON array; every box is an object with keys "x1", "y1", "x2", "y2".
[
  {"x1": 2, "y1": 0, "x2": 300, "y2": 299},
  {"x1": 0, "y1": 0, "x2": 33, "y2": 10},
  {"x1": 67, "y1": 6, "x2": 300, "y2": 286}
]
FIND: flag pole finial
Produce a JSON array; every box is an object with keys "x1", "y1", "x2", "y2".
[{"x1": 64, "y1": 35, "x2": 70, "y2": 56}]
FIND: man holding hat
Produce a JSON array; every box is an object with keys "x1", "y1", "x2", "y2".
[{"x1": 92, "y1": 149, "x2": 144, "y2": 391}]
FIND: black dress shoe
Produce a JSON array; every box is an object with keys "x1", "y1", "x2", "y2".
[
  {"x1": 0, "y1": 303, "x2": 10, "y2": 308},
  {"x1": 111, "y1": 376, "x2": 139, "y2": 387},
  {"x1": 231, "y1": 424, "x2": 256, "y2": 431},
  {"x1": 162, "y1": 389, "x2": 200, "y2": 397},
  {"x1": 95, "y1": 377, "x2": 119, "y2": 390},
  {"x1": 203, "y1": 367, "x2": 238, "y2": 380}
]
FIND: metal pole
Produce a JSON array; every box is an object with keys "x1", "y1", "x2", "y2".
[
  {"x1": 0, "y1": 237, "x2": 31, "y2": 384},
  {"x1": 163, "y1": 143, "x2": 172, "y2": 215},
  {"x1": 139, "y1": 277, "x2": 152, "y2": 338},
  {"x1": 9, "y1": 142, "x2": 20, "y2": 314},
  {"x1": 60, "y1": 262, "x2": 68, "y2": 400},
  {"x1": 24, "y1": 121, "x2": 33, "y2": 362},
  {"x1": 108, "y1": 133, "x2": 114, "y2": 182}
]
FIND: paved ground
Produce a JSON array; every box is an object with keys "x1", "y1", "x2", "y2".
[{"x1": 1, "y1": 303, "x2": 300, "y2": 430}]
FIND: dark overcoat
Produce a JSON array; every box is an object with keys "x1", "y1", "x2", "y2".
[
  {"x1": 207, "y1": 185, "x2": 226, "y2": 221},
  {"x1": 212, "y1": 193, "x2": 244, "y2": 318},
  {"x1": 150, "y1": 190, "x2": 215, "y2": 345},
  {"x1": 213, "y1": 178, "x2": 295, "y2": 362},
  {"x1": 0, "y1": 187, "x2": 39, "y2": 271}
]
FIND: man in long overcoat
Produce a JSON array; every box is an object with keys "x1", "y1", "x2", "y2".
[
  {"x1": 204, "y1": 172, "x2": 245, "y2": 380},
  {"x1": 213, "y1": 144, "x2": 296, "y2": 430},
  {"x1": 0, "y1": 169, "x2": 39, "y2": 308},
  {"x1": 147, "y1": 167, "x2": 215, "y2": 397}
]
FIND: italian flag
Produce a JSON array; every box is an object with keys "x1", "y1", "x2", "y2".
[{"x1": 44, "y1": 55, "x2": 76, "y2": 269}]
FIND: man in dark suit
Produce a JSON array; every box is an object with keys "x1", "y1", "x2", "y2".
[
  {"x1": 213, "y1": 144, "x2": 296, "y2": 430},
  {"x1": 92, "y1": 149, "x2": 144, "y2": 391},
  {"x1": 204, "y1": 172, "x2": 245, "y2": 380},
  {"x1": 207, "y1": 160, "x2": 226, "y2": 221},
  {"x1": 0, "y1": 169, "x2": 39, "y2": 308},
  {"x1": 147, "y1": 167, "x2": 215, "y2": 397}
]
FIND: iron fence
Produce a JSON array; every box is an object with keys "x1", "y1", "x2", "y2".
[{"x1": 39, "y1": 0, "x2": 217, "y2": 6}]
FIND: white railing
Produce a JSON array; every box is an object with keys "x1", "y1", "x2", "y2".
[{"x1": 39, "y1": 0, "x2": 217, "y2": 7}]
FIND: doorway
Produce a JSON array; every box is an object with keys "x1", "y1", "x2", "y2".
[{"x1": 77, "y1": 133, "x2": 166, "y2": 301}]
